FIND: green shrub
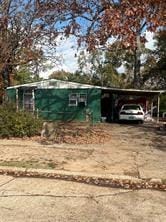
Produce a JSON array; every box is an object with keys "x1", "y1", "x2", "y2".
[{"x1": 0, "y1": 104, "x2": 42, "y2": 138}]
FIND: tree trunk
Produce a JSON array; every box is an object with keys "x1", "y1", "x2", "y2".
[
  {"x1": 133, "y1": 35, "x2": 141, "y2": 88},
  {"x1": 0, "y1": 74, "x2": 3, "y2": 104},
  {"x1": 0, "y1": 63, "x2": 14, "y2": 103}
]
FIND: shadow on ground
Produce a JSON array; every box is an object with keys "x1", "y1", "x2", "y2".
[{"x1": 118, "y1": 121, "x2": 166, "y2": 152}]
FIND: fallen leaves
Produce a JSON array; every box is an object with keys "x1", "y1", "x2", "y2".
[
  {"x1": 0, "y1": 167, "x2": 165, "y2": 191},
  {"x1": 41, "y1": 122, "x2": 112, "y2": 144}
]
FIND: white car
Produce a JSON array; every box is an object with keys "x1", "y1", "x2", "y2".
[{"x1": 119, "y1": 104, "x2": 145, "y2": 123}]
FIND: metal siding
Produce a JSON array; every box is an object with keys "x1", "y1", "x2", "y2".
[
  {"x1": 87, "y1": 88, "x2": 101, "y2": 122},
  {"x1": 35, "y1": 88, "x2": 101, "y2": 122},
  {"x1": 6, "y1": 88, "x2": 16, "y2": 103}
]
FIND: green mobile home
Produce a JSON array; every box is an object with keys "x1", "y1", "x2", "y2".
[
  {"x1": 6, "y1": 79, "x2": 165, "y2": 123},
  {"x1": 6, "y1": 79, "x2": 102, "y2": 122}
]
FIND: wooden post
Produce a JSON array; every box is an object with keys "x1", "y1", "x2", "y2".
[
  {"x1": 16, "y1": 88, "x2": 19, "y2": 112},
  {"x1": 151, "y1": 100, "x2": 153, "y2": 118},
  {"x1": 36, "y1": 108, "x2": 39, "y2": 119},
  {"x1": 157, "y1": 94, "x2": 160, "y2": 123},
  {"x1": 32, "y1": 89, "x2": 35, "y2": 113}
]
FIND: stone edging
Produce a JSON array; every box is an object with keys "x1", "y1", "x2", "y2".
[{"x1": 0, "y1": 167, "x2": 165, "y2": 191}]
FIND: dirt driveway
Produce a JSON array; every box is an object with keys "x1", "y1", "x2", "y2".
[{"x1": 0, "y1": 123, "x2": 165, "y2": 180}]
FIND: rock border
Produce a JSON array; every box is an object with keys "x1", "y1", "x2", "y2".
[{"x1": 0, "y1": 166, "x2": 165, "y2": 191}]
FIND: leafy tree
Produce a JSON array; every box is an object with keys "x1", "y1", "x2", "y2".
[
  {"x1": 14, "y1": 65, "x2": 43, "y2": 85},
  {"x1": 67, "y1": 71, "x2": 92, "y2": 84},
  {"x1": 49, "y1": 69, "x2": 93, "y2": 85},
  {"x1": 0, "y1": 0, "x2": 61, "y2": 102},
  {"x1": 120, "y1": 44, "x2": 152, "y2": 88},
  {"x1": 78, "y1": 48, "x2": 122, "y2": 87},
  {"x1": 142, "y1": 31, "x2": 166, "y2": 89},
  {"x1": 0, "y1": 0, "x2": 164, "y2": 101},
  {"x1": 49, "y1": 70, "x2": 72, "y2": 81},
  {"x1": 40, "y1": 0, "x2": 164, "y2": 88},
  {"x1": 77, "y1": 40, "x2": 152, "y2": 88},
  {"x1": 41, "y1": 0, "x2": 164, "y2": 46}
]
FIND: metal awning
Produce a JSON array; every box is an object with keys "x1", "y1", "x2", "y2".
[{"x1": 101, "y1": 88, "x2": 165, "y2": 96}]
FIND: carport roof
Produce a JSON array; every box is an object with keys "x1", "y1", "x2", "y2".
[{"x1": 101, "y1": 87, "x2": 166, "y2": 96}]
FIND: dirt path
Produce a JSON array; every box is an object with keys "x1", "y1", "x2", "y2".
[{"x1": 0, "y1": 123, "x2": 165, "y2": 179}]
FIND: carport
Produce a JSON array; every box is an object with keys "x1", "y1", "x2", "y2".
[{"x1": 101, "y1": 88, "x2": 166, "y2": 122}]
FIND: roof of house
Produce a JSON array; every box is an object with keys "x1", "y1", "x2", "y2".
[
  {"x1": 7, "y1": 79, "x2": 101, "y2": 89},
  {"x1": 7, "y1": 79, "x2": 166, "y2": 96}
]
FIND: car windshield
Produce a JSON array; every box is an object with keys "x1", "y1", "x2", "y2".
[{"x1": 122, "y1": 105, "x2": 141, "y2": 110}]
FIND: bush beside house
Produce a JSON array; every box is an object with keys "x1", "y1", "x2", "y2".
[{"x1": 0, "y1": 104, "x2": 42, "y2": 138}]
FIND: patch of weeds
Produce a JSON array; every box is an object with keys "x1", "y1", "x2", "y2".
[
  {"x1": 47, "y1": 162, "x2": 57, "y2": 169},
  {"x1": 65, "y1": 156, "x2": 72, "y2": 160},
  {"x1": 0, "y1": 160, "x2": 38, "y2": 168},
  {"x1": 161, "y1": 179, "x2": 166, "y2": 184},
  {"x1": 0, "y1": 160, "x2": 58, "y2": 170},
  {"x1": 124, "y1": 170, "x2": 139, "y2": 177}
]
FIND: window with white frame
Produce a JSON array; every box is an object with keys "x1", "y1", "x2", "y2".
[
  {"x1": 69, "y1": 93, "x2": 87, "y2": 107},
  {"x1": 78, "y1": 93, "x2": 87, "y2": 106},
  {"x1": 23, "y1": 92, "x2": 34, "y2": 111},
  {"x1": 69, "y1": 93, "x2": 77, "y2": 106}
]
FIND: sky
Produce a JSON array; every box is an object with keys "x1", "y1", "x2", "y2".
[
  {"x1": 40, "y1": 31, "x2": 156, "y2": 79},
  {"x1": 40, "y1": 36, "x2": 79, "y2": 79},
  {"x1": 145, "y1": 31, "x2": 156, "y2": 49}
]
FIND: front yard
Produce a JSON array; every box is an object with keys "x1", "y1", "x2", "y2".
[{"x1": 0, "y1": 123, "x2": 165, "y2": 180}]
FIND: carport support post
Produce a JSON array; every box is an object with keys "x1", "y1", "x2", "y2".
[
  {"x1": 16, "y1": 88, "x2": 19, "y2": 112},
  {"x1": 157, "y1": 94, "x2": 160, "y2": 123},
  {"x1": 32, "y1": 89, "x2": 35, "y2": 113},
  {"x1": 151, "y1": 100, "x2": 153, "y2": 118}
]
